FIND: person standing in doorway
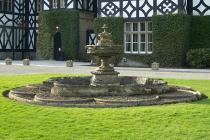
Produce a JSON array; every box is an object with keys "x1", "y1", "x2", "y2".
[{"x1": 53, "y1": 26, "x2": 62, "y2": 60}]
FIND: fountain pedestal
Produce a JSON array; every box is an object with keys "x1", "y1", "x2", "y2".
[
  {"x1": 91, "y1": 55, "x2": 121, "y2": 86},
  {"x1": 86, "y1": 24, "x2": 122, "y2": 86},
  {"x1": 91, "y1": 56, "x2": 120, "y2": 86}
]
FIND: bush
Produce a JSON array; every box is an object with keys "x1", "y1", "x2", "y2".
[
  {"x1": 191, "y1": 16, "x2": 210, "y2": 49},
  {"x1": 152, "y1": 14, "x2": 191, "y2": 67},
  {"x1": 124, "y1": 54, "x2": 153, "y2": 66},
  {"x1": 93, "y1": 17, "x2": 124, "y2": 64},
  {"x1": 37, "y1": 10, "x2": 79, "y2": 60},
  {"x1": 186, "y1": 48, "x2": 210, "y2": 68}
]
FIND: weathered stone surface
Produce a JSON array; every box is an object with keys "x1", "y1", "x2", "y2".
[
  {"x1": 86, "y1": 24, "x2": 122, "y2": 86},
  {"x1": 23, "y1": 59, "x2": 30, "y2": 66},
  {"x1": 152, "y1": 62, "x2": 160, "y2": 70},
  {"x1": 5, "y1": 58, "x2": 12, "y2": 65},
  {"x1": 91, "y1": 73, "x2": 120, "y2": 86},
  {"x1": 66, "y1": 60, "x2": 73, "y2": 67},
  {"x1": 6, "y1": 76, "x2": 207, "y2": 107}
]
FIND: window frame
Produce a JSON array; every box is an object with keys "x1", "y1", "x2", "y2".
[
  {"x1": 147, "y1": 33, "x2": 153, "y2": 54},
  {"x1": 37, "y1": 0, "x2": 42, "y2": 12},
  {"x1": 3, "y1": 0, "x2": 13, "y2": 12},
  {"x1": 124, "y1": 22, "x2": 153, "y2": 55},
  {"x1": 0, "y1": 0, "x2": 3, "y2": 11},
  {"x1": 53, "y1": 0, "x2": 58, "y2": 9},
  {"x1": 147, "y1": 22, "x2": 153, "y2": 54},
  {"x1": 125, "y1": 33, "x2": 132, "y2": 53},
  {"x1": 83, "y1": 0, "x2": 87, "y2": 10},
  {"x1": 7, "y1": 0, "x2": 12, "y2": 12},
  {"x1": 60, "y1": 0, "x2": 65, "y2": 8}
]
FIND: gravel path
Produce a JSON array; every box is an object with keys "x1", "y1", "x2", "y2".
[{"x1": 0, "y1": 60, "x2": 210, "y2": 80}]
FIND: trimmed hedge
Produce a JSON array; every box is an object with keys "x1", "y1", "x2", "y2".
[
  {"x1": 187, "y1": 48, "x2": 210, "y2": 68},
  {"x1": 191, "y1": 16, "x2": 210, "y2": 49},
  {"x1": 93, "y1": 17, "x2": 124, "y2": 64},
  {"x1": 152, "y1": 14, "x2": 191, "y2": 67},
  {"x1": 93, "y1": 17, "x2": 124, "y2": 45},
  {"x1": 37, "y1": 10, "x2": 79, "y2": 60},
  {"x1": 124, "y1": 54, "x2": 153, "y2": 66}
]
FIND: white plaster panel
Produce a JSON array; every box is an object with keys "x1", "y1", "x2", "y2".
[
  {"x1": 43, "y1": 0, "x2": 50, "y2": 10},
  {"x1": 67, "y1": 1, "x2": 74, "y2": 9},
  {"x1": 203, "y1": 0, "x2": 210, "y2": 5},
  {"x1": 193, "y1": 0, "x2": 201, "y2": 6}
]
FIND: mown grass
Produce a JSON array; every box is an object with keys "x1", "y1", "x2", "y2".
[{"x1": 0, "y1": 74, "x2": 210, "y2": 140}]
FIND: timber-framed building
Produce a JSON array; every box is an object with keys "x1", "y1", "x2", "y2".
[{"x1": 0, "y1": 0, "x2": 209, "y2": 60}]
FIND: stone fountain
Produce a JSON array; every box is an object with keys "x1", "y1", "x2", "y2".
[
  {"x1": 6, "y1": 25, "x2": 207, "y2": 107},
  {"x1": 86, "y1": 24, "x2": 121, "y2": 86}
]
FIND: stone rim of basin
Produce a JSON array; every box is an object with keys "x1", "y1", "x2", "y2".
[{"x1": 5, "y1": 76, "x2": 207, "y2": 108}]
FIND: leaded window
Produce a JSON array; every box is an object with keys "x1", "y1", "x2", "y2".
[
  {"x1": 60, "y1": 0, "x2": 65, "y2": 8},
  {"x1": 53, "y1": 0, "x2": 65, "y2": 9},
  {"x1": 53, "y1": 0, "x2": 58, "y2": 8},
  {"x1": 0, "y1": 0, "x2": 3, "y2": 11},
  {"x1": 37, "y1": 0, "x2": 42, "y2": 12},
  {"x1": 124, "y1": 22, "x2": 152, "y2": 54},
  {"x1": 4, "y1": 0, "x2": 12, "y2": 12},
  {"x1": 84, "y1": 0, "x2": 86, "y2": 9}
]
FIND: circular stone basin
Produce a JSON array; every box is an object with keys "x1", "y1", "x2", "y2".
[{"x1": 5, "y1": 76, "x2": 207, "y2": 108}]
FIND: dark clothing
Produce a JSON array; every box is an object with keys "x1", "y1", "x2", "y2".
[{"x1": 53, "y1": 32, "x2": 62, "y2": 60}]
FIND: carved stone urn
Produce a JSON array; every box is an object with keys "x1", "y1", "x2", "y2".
[{"x1": 86, "y1": 24, "x2": 122, "y2": 86}]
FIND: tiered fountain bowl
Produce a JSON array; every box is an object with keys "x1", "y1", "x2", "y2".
[
  {"x1": 86, "y1": 24, "x2": 122, "y2": 86},
  {"x1": 6, "y1": 25, "x2": 207, "y2": 108}
]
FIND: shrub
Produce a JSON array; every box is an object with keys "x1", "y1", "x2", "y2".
[
  {"x1": 123, "y1": 54, "x2": 153, "y2": 66},
  {"x1": 37, "y1": 10, "x2": 79, "y2": 60},
  {"x1": 152, "y1": 14, "x2": 191, "y2": 67},
  {"x1": 186, "y1": 48, "x2": 210, "y2": 68},
  {"x1": 191, "y1": 16, "x2": 210, "y2": 49}
]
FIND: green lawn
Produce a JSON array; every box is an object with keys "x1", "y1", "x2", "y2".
[{"x1": 0, "y1": 74, "x2": 210, "y2": 140}]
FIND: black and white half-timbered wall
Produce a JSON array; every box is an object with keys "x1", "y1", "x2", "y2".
[
  {"x1": 42, "y1": 0, "x2": 97, "y2": 12},
  {"x1": 98, "y1": 0, "x2": 210, "y2": 55},
  {"x1": 0, "y1": 0, "x2": 210, "y2": 60},
  {"x1": 192, "y1": 0, "x2": 210, "y2": 15},
  {"x1": 0, "y1": 0, "x2": 97, "y2": 59},
  {"x1": 0, "y1": 0, "x2": 38, "y2": 59}
]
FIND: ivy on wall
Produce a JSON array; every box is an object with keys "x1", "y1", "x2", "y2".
[
  {"x1": 152, "y1": 14, "x2": 191, "y2": 67},
  {"x1": 37, "y1": 10, "x2": 79, "y2": 60},
  {"x1": 191, "y1": 16, "x2": 210, "y2": 49},
  {"x1": 93, "y1": 17, "x2": 124, "y2": 45},
  {"x1": 37, "y1": 11, "x2": 210, "y2": 68},
  {"x1": 124, "y1": 54, "x2": 153, "y2": 66},
  {"x1": 152, "y1": 15, "x2": 210, "y2": 68},
  {"x1": 187, "y1": 48, "x2": 210, "y2": 68}
]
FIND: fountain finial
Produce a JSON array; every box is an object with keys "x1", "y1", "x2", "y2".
[
  {"x1": 97, "y1": 24, "x2": 113, "y2": 46},
  {"x1": 102, "y1": 24, "x2": 108, "y2": 32}
]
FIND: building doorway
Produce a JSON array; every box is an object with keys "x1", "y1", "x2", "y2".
[{"x1": 53, "y1": 26, "x2": 63, "y2": 60}]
